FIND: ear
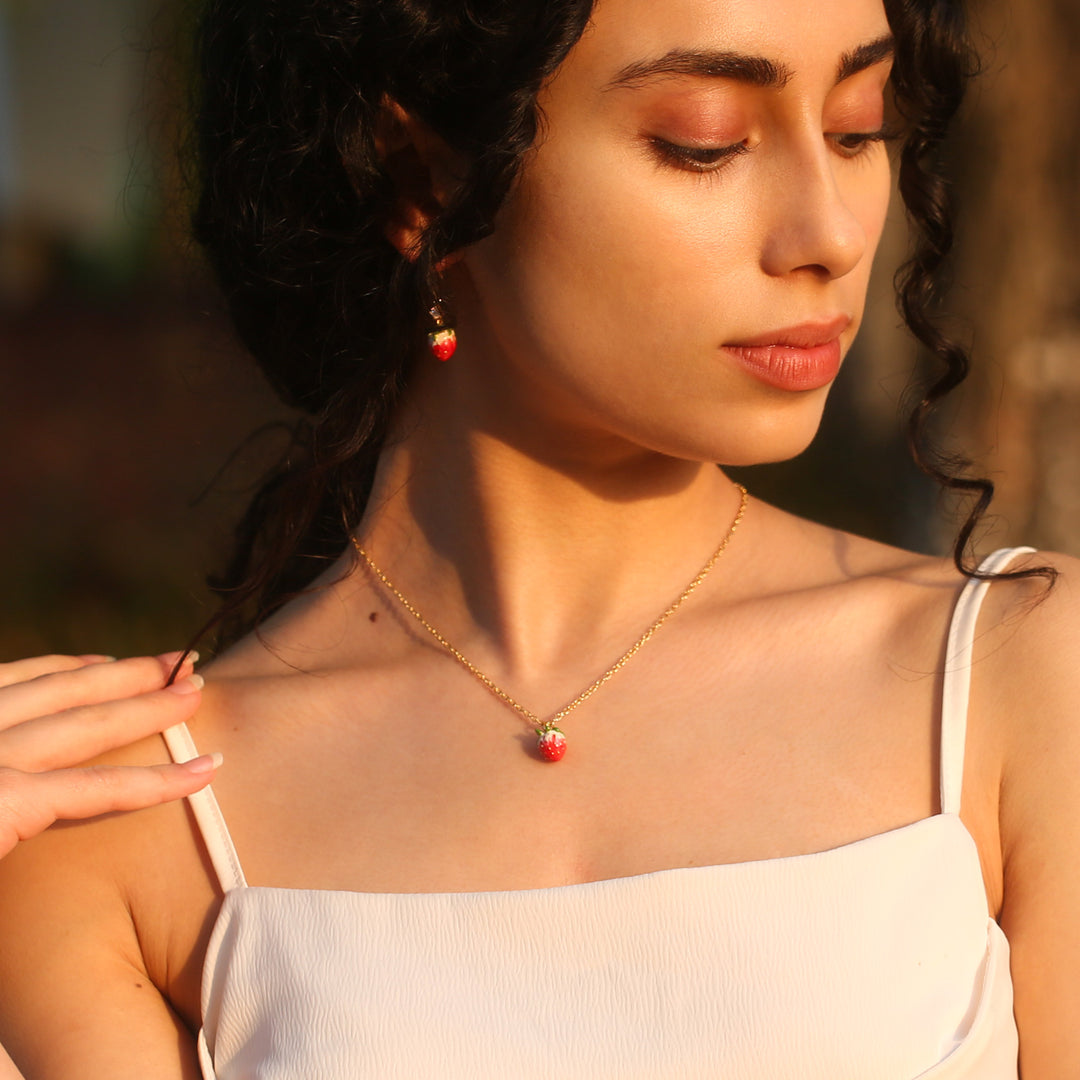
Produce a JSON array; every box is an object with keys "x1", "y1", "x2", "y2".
[{"x1": 374, "y1": 99, "x2": 466, "y2": 265}]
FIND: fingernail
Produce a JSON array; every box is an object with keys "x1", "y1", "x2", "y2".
[
  {"x1": 79, "y1": 654, "x2": 117, "y2": 663},
  {"x1": 183, "y1": 752, "x2": 223, "y2": 774},
  {"x1": 159, "y1": 648, "x2": 198, "y2": 662},
  {"x1": 168, "y1": 673, "x2": 205, "y2": 695}
]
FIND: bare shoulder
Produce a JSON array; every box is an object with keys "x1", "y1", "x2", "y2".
[
  {"x1": 957, "y1": 549, "x2": 1080, "y2": 1075},
  {"x1": 0, "y1": 731, "x2": 211, "y2": 1076},
  {"x1": 795, "y1": 523, "x2": 1080, "y2": 721},
  {"x1": 975, "y1": 544, "x2": 1080, "y2": 748},
  {"x1": 971, "y1": 547, "x2": 1080, "y2": 678},
  {"x1": 962, "y1": 548, "x2": 1080, "y2": 780},
  {"x1": 743, "y1": 498, "x2": 972, "y2": 631}
]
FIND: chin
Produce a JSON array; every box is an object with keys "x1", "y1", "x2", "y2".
[
  {"x1": 718, "y1": 427, "x2": 822, "y2": 467},
  {"x1": 641, "y1": 394, "x2": 829, "y2": 468}
]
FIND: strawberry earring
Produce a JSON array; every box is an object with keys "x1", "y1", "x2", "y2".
[{"x1": 427, "y1": 299, "x2": 457, "y2": 362}]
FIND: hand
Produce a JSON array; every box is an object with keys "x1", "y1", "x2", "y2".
[{"x1": 0, "y1": 652, "x2": 219, "y2": 859}]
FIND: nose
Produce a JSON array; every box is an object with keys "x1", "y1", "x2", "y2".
[{"x1": 758, "y1": 141, "x2": 869, "y2": 281}]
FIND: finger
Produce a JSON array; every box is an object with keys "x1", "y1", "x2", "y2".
[
  {"x1": 0, "y1": 755, "x2": 221, "y2": 859},
  {"x1": 0, "y1": 655, "x2": 99, "y2": 691},
  {"x1": 155, "y1": 650, "x2": 200, "y2": 682},
  {"x1": 0, "y1": 676, "x2": 205, "y2": 773},
  {"x1": 0, "y1": 1040, "x2": 25, "y2": 1080},
  {"x1": 0, "y1": 653, "x2": 196, "y2": 730}
]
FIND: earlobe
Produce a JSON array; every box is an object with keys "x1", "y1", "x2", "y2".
[
  {"x1": 374, "y1": 99, "x2": 465, "y2": 262},
  {"x1": 435, "y1": 250, "x2": 465, "y2": 272}
]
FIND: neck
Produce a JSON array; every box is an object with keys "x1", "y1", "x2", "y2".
[{"x1": 352, "y1": 360, "x2": 746, "y2": 687}]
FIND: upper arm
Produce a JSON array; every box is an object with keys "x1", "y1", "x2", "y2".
[
  {"x1": 0, "y1": 795, "x2": 202, "y2": 1078},
  {"x1": 985, "y1": 553, "x2": 1080, "y2": 1078}
]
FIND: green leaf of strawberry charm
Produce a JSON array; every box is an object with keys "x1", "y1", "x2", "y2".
[{"x1": 536, "y1": 724, "x2": 567, "y2": 762}]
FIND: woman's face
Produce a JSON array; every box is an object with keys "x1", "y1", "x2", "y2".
[{"x1": 456, "y1": 0, "x2": 894, "y2": 466}]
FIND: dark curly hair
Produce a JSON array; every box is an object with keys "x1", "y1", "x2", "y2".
[{"x1": 187, "y1": 0, "x2": 1048, "y2": 653}]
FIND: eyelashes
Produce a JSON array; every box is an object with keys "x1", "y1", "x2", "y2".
[
  {"x1": 649, "y1": 137, "x2": 751, "y2": 172},
  {"x1": 830, "y1": 125, "x2": 897, "y2": 157},
  {"x1": 650, "y1": 125, "x2": 895, "y2": 175}
]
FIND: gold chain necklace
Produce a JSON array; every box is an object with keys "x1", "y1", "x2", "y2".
[{"x1": 351, "y1": 483, "x2": 748, "y2": 762}]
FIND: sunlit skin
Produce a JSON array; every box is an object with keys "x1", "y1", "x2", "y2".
[
  {"x1": 367, "y1": 0, "x2": 892, "y2": 676},
  {"x1": 1, "y1": 0, "x2": 1080, "y2": 1076},
  {"x1": 446, "y1": 0, "x2": 892, "y2": 468}
]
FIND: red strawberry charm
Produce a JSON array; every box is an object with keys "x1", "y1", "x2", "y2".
[
  {"x1": 536, "y1": 725, "x2": 567, "y2": 762},
  {"x1": 428, "y1": 327, "x2": 457, "y2": 362}
]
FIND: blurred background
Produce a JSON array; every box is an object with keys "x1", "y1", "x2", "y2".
[{"x1": 1, "y1": 0, "x2": 1078, "y2": 659}]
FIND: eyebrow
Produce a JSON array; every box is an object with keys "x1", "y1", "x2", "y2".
[
  {"x1": 837, "y1": 34, "x2": 896, "y2": 82},
  {"x1": 603, "y1": 33, "x2": 895, "y2": 93}
]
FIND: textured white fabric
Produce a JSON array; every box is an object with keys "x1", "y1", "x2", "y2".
[{"x1": 167, "y1": 548, "x2": 1029, "y2": 1079}]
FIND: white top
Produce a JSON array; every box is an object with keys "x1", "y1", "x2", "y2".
[{"x1": 164, "y1": 547, "x2": 1029, "y2": 1079}]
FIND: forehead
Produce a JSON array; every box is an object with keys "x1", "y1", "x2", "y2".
[{"x1": 556, "y1": 0, "x2": 892, "y2": 92}]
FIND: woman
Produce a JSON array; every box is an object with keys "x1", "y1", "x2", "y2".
[{"x1": 1, "y1": 0, "x2": 1078, "y2": 1075}]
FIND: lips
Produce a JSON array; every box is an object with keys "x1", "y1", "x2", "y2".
[
  {"x1": 725, "y1": 315, "x2": 852, "y2": 351},
  {"x1": 722, "y1": 316, "x2": 852, "y2": 392}
]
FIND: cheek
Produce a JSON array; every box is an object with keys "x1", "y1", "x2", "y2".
[
  {"x1": 849, "y1": 153, "x2": 892, "y2": 261},
  {"x1": 472, "y1": 141, "x2": 753, "y2": 358}
]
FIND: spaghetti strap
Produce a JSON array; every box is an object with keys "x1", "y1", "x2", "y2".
[
  {"x1": 939, "y1": 546, "x2": 1036, "y2": 816},
  {"x1": 162, "y1": 722, "x2": 248, "y2": 892}
]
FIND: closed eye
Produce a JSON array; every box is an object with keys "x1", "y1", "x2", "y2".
[
  {"x1": 650, "y1": 137, "x2": 751, "y2": 172},
  {"x1": 830, "y1": 125, "x2": 897, "y2": 157}
]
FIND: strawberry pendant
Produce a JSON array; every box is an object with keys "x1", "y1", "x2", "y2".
[
  {"x1": 536, "y1": 724, "x2": 567, "y2": 762},
  {"x1": 428, "y1": 327, "x2": 457, "y2": 361}
]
